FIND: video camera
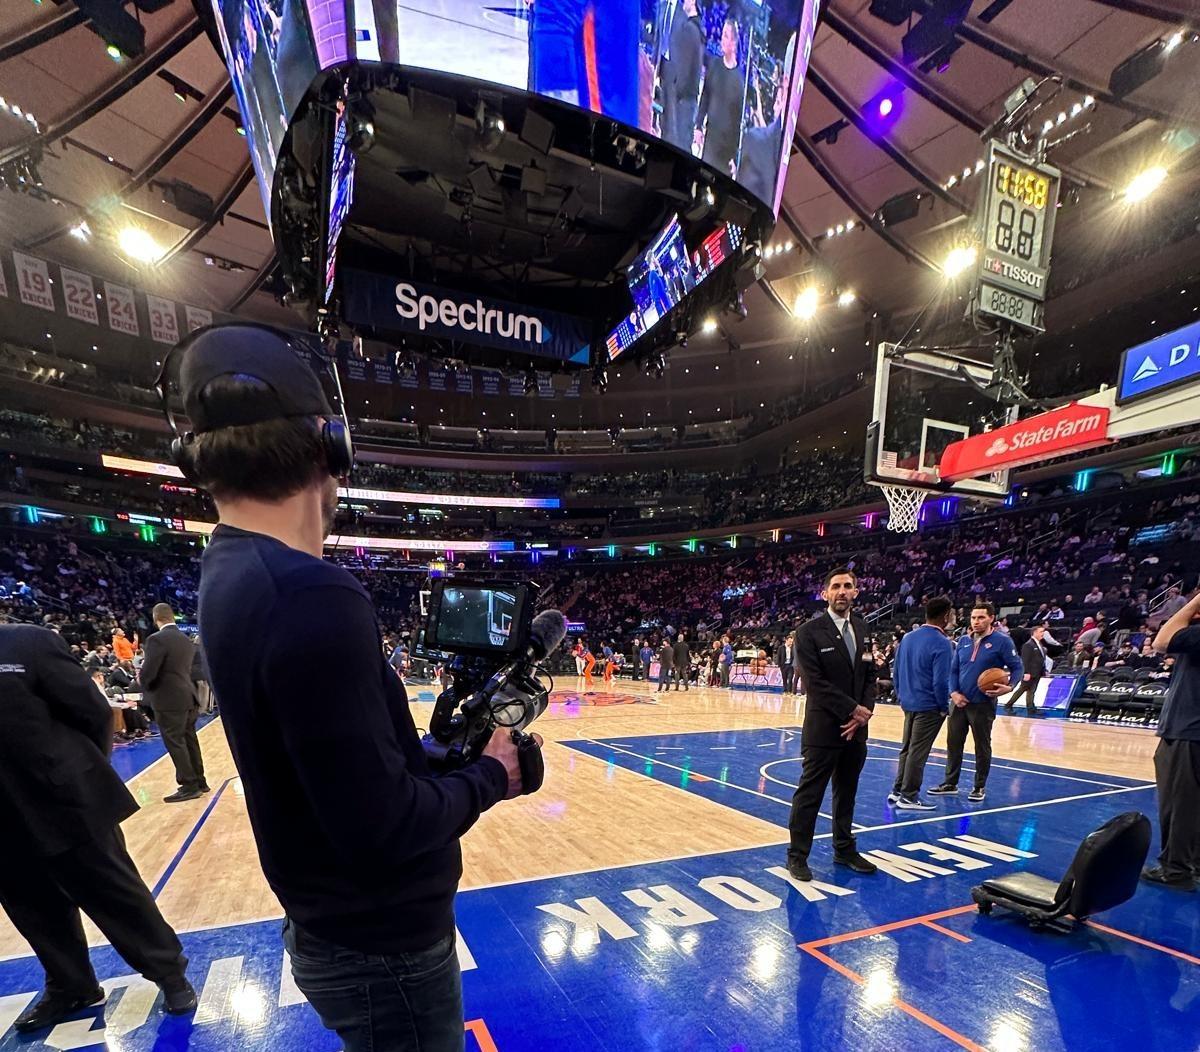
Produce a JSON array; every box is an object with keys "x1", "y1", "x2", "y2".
[{"x1": 419, "y1": 578, "x2": 567, "y2": 795}]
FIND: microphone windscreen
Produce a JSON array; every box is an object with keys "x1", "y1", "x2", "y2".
[{"x1": 530, "y1": 609, "x2": 568, "y2": 658}]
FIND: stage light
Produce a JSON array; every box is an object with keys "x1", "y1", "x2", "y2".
[
  {"x1": 942, "y1": 244, "x2": 977, "y2": 278},
  {"x1": 117, "y1": 227, "x2": 164, "y2": 263},
  {"x1": 878, "y1": 97, "x2": 894, "y2": 118},
  {"x1": 794, "y1": 286, "x2": 819, "y2": 320},
  {"x1": 475, "y1": 99, "x2": 506, "y2": 152},
  {"x1": 69, "y1": 221, "x2": 91, "y2": 241},
  {"x1": 701, "y1": 317, "x2": 718, "y2": 334},
  {"x1": 106, "y1": 44, "x2": 123, "y2": 61},
  {"x1": 1164, "y1": 30, "x2": 1183, "y2": 54},
  {"x1": 838, "y1": 289, "x2": 856, "y2": 308},
  {"x1": 1123, "y1": 165, "x2": 1166, "y2": 204}
]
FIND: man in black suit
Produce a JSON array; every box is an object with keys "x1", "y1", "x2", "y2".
[
  {"x1": 659, "y1": 0, "x2": 705, "y2": 151},
  {"x1": 1006, "y1": 623, "x2": 1050, "y2": 715},
  {"x1": 141, "y1": 603, "x2": 207, "y2": 802},
  {"x1": 657, "y1": 636, "x2": 674, "y2": 693},
  {"x1": 672, "y1": 633, "x2": 691, "y2": 691},
  {"x1": 787, "y1": 567, "x2": 879, "y2": 881},
  {"x1": 0, "y1": 624, "x2": 196, "y2": 1033},
  {"x1": 779, "y1": 631, "x2": 796, "y2": 694}
]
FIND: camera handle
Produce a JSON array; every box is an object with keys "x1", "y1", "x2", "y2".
[{"x1": 513, "y1": 730, "x2": 544, "y2": 795}]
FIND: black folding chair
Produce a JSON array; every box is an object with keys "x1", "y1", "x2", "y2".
[{"x1": 971, "y1": 812, "x2": 1150, "y2": 932}]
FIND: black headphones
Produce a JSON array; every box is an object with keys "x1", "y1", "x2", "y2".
[{"x1": 154, "y1": 322, "x2": 355, "y2": 482}]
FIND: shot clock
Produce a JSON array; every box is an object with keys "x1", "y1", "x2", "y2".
[{"x1": 974, "y1": 140, "x2": 1061, "y2": 333}]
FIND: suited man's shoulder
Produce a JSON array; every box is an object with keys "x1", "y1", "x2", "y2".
[{"x1": 0, "y1": 622, "x2": 66, "y2": 656}]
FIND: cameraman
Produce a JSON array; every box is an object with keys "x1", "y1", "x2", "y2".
[{"x1": 178, "y1": 327, "x2": 534, "y2": 1052}]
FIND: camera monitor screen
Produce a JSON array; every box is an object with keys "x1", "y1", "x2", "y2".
[
  {"x1": 425, "y1": 580, "x2": 531, "y2": 656},
  {"x1": 342, "y1": 0, "x2": 819, "y2": 213}
]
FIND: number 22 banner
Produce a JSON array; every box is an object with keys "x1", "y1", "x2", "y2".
[{"x1": 60, "y1": 267, "x2": 100, "y2": 325}]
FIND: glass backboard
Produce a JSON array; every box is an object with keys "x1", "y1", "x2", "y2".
[{"x1": 865, "y1": 344, "x2": 1017, "y2": 501}]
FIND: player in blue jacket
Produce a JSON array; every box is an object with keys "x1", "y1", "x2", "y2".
[{"x1": 930, "y1": 601, "x2": 1021, "y2": 802}]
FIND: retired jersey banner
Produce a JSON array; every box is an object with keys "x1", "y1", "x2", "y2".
[
  {"x1": 184, "y1": 305, "x2": 213, "y2": 333},
  {"x1": 60, "y1": 267, "x2": 99, "y2": 325},
  {"x1": 342, "y1": 269, "x2": 592, "y2": 365},
  {"x1": 12, "y1": 251, "x2": 54, "y2": 311},
  {"x1": 147, "y1": 295, "x2": 180, "y2": 344},
  {"x1": 939, "y1": 403, "x2": 1111, "y2": 481},
  {"x1": 104, "y1": 281, "x2": 139, "y2": 336}
]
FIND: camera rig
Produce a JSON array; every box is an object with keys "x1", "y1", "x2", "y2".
[{"x1": 418, "y1": 578, "x2": 567, "y2": 795}]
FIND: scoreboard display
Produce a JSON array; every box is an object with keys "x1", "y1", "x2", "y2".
[{"x1": 974, "y1": 141, "x2": 1060, "y2": 333}]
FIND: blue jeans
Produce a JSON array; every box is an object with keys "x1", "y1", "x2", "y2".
[{"x1": 283, "y1": 918, "x2": 464, "y2": 1052}]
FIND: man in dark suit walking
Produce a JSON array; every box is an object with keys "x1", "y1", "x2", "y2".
[
  {"x1": 787, "y1": 568, "x2": 879, "y2": 881},
  {"x1": 1006, "y1": 623, "x2": 1050, "y2": 715},
  {"x1": 672, "y1": 633, "x2": 691, "y2": 691},
  {"x1": 0, "y1": 624, "x2": 196, "y2": 1033},
  {"x1": 656, "y1": 635, "x2": 674, "y2": 693},
  {"x1": 140, "y1": 604, "x2": 207, "y2": 802}
]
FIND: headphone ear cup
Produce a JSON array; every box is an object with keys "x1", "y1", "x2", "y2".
[
  {"x1": 322, "y1": 419, "x2": 354, "y2": 479},
  {"x1": 170, "y1": 434, "x2": 197, "y2": 481}
]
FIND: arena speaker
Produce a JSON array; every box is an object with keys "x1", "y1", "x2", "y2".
[{"x1": 878, "y1": 189, "x2": 923, "y2": 227}]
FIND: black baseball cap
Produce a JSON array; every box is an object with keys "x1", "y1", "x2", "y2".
[{"x1": 177, "y1": 324, "x2": 334, "y2": 434}]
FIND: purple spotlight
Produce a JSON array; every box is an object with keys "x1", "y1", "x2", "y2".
[{"x1": 878, "y1": 97, "x2": 894, "y2": 118}]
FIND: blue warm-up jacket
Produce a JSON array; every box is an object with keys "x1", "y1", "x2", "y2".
[{"x1": 894, "y1": 625, "x2": 953, "y2": 714}]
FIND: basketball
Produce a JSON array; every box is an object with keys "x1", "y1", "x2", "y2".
[{"x1": 978, "y1": 668, "x2": 1011, "y2": 693}]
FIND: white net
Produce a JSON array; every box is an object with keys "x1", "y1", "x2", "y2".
[{"x1": 875, "y1": 483, "x2": 929, "y2": 533}]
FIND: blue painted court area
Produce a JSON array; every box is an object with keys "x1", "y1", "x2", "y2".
[
  {"x1": 109, "y1": 715, "x2": 218, "y2": 784},
  {"x1": 3, "y1": 726, "x2": 1196, "y2": 1051},
  {"x1": 561, "y1": 726, "x2": 1153, "y2": 836}
]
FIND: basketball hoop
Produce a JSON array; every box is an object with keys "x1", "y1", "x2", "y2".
[{"x1": 875, "y1": 483, "x2": 928, "y2": 533}]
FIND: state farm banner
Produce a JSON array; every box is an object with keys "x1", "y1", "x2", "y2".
[
  {"x1": 940, "y1": 403, "x2": 1111, "y2": 482},
  {"x1": 342, "y1": 269, "x2": 593, "y2": 365}
]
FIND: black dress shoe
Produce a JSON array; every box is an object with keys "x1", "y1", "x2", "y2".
[
  {"x1": 833, "y1": 852, "x2": 878, "y2": 875},
  {"x1": 159, "y1": 977, "x2": 198, "y2": 1015},
  {"x1": 14, "y1": 989, "x2": 105, "y2": 1032},
  {"x1": 1141, "y1": 865, "x2": 1196, "y2": 892},
  {"x1": 197, "y1": 782, "x2": 212, "y2": 793},
  {"x1": 163, "y1": 788, "x2": 203, "y2": 803},
  {"x1": 786, "y1": 857, "x2": 813, "y2": 882}
]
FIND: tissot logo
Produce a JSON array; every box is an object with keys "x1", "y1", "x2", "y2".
[{"x1": 983, "y1": 255, "x2": 1044, "y2": 289}]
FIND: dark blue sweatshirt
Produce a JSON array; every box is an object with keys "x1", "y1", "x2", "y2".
[
  {"x1": 893, "y1": 625, "x2": 953, "y2": 713},
  {"x1": 198, "y1": 525, "x2": 508, "y2": 953},
  {"x1": 952, "y1": 630, "x2": 1022, "y2": 705}
]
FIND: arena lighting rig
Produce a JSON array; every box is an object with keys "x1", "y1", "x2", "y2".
[{"x1": 196, "y1": 0, "x2": 820, "y2": 378}]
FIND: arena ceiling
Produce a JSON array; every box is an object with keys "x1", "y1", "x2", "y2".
[{"x1": 0, "y1": 0, "x2": 1197, "y2": 417}]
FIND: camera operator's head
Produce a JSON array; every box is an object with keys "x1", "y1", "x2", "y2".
[{"x1": 172, "y1": 325, "x2": 349, "y2": 553}]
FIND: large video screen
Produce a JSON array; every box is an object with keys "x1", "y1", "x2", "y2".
[
  {"x1": 346, "y1": 0, "x2": 819, "y2": 212},
  {"x1": 211, "y1": 0, "x2": 323, "y2": 214},
  {"x1": 606, "y1": 219, "x2": 742, "y2": 359},
  {"x1": 324, "y1": 100, "x2": 357, "y2": 303}
]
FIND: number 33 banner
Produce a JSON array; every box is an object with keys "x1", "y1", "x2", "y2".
[{"x1": 146, "y1": 294, "x2": 180, "y2": 344}]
